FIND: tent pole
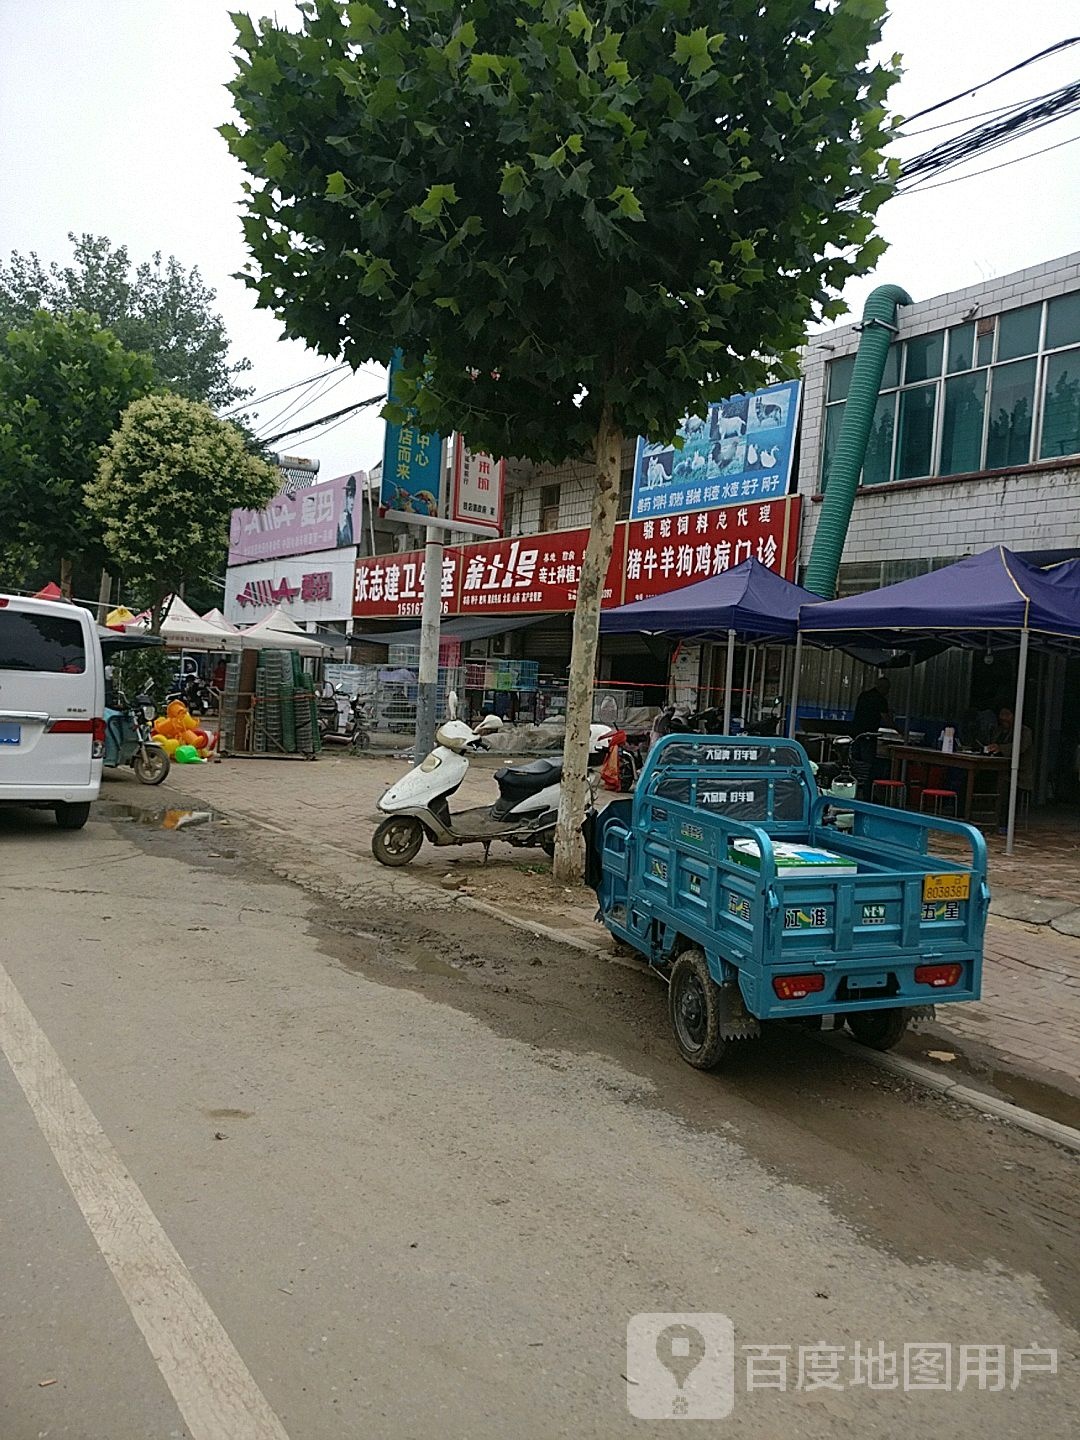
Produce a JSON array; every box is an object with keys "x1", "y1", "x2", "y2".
[
  {"x1": 787, "y1": 631, "x2": 803, "y2": 739},
  {"x1": 757, "y1": 644, "x2": 768, "y2": 727},
  {"x1": 722, "y1": 629, "x2": 736, "y2": 735},
  {"x1": 743, "y1": 646, "x2": 756, "y2": 729},
  {"x1": 1005, "y1": 627, "x2": 1030, "y2": 856},
  {"x1": 904, "y1": 651, "x2": 915, "y2": 741}
]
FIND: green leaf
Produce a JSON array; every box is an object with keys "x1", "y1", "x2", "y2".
[
  {"x1": 565, "y1": 133, "x2": 584, "y2": 155},
  {"x1": 673, "y1": 28, "x2": 713, "y2": 80},
  {"x1": 345, "y1": 3, "x2": 379, "y2": 40},
  {"x1": 566, "y1": 6, "x2": 593, "y2": 42},
  {"x1": 444, "y1": 19, "x2": 477, "y2": 62},
  {"x1": 229, "y1": 12, "x2": 257, "y2": 51},
  {"x1": 608, "y1": 185, "x2": 644, "y2": 221},
  {"x1": 325, "y1": 171, "x2": 347, "y2": 197},
  {"x1": 809, "y1": 75, "x2": 834, "y2": 100},
  {"x1": 499, "y1": 163, "x2": 527, "y2": 196},
  {"x1": 468, "y1": 52, "x2": 505, "y2": 84},
  {"x1": 434, "y1": 296, "x2": 461, "y2": 314},
  {"x1": 262, "y1": 141, "x2": 289, "y2": 179}
]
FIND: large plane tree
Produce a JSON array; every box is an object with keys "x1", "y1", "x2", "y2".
[{"x1": 224, "y1": 0, "x2": 899, "y2": 879}]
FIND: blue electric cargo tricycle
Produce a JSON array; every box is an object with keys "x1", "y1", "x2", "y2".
[{"x1": 586, "y1": 736, "x2": 988, "y2": 1070}]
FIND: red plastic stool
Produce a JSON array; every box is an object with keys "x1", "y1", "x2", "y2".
[
  {"x1": 920, "y1": 788, "x2": 957, "y2": 818},
  {"x1": 871, "y1": 779, "x2": 907, "y2": 808}
]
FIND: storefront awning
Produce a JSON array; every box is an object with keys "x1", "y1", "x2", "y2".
[{"x1": 351, "y1": 614, "x2": 545, "y2": 646}]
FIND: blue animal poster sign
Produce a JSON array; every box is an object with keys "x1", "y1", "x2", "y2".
[
  {"x1": 630, "y1": 380, "x2": 801, "y2": 522},
  {"x1": 381, "y1": 350, "x2": 442, "y2": 519}
]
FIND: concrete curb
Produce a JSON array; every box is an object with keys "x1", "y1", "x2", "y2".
[{"x1": 163, "y1": 787, "x2": 1080, "y2": 1155}]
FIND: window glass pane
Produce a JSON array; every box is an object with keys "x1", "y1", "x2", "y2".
[
  {"x1": 862, "y1": 393, "x2": 896, "y2": 486},
  {"x1": 976, "y1": 329, "x2": 995, "y2": 366},
  {"x1": 1046, "y1": 292, "x2": 1080, "y2": 350},
  {"x1": 879, "y1": 343, "x2": 900, "y2": 391},
  {"x1": 895, "y1": 384, "x2": 936, "y2": 480},
  {"x1": 0, "y1": 614, "x2": 86, "y2": 673},
  {"x1": 904, "y1": 331, "x2": 943, "y2": 383},
  {"x1": 997, "y1": 303, "x2": 1041, "y2": 361},
  {"x1": 819, "y1": 403, "x2": 845, "y2": 492},
  {"x1": 940, "y1": 371, "x2": 987, "y2": 476},
  {"x1": 947, "y1": 323, "x2": 974, "y2": 373},
  {"x1": 1040, "y1": 348, "x2": 1080, "y2": 460},
  {"x1": 827, "y1": 355, "x2": 856, "y2": 403},
  {"x1": 986, "y1": 359, "x2": 1036, "y2": 468}
]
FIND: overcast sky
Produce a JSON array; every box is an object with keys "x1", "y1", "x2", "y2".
[{"x1": 2, "y1": 0, "x2": 1078, "y2": 481}]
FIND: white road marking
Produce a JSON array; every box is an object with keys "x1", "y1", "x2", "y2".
[{"x1": 0, "y1": 959, "x2": 291, "y2": 1440}]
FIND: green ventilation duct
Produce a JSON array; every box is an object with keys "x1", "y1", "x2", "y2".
[{"x1": 804, "y1": 283, "x2": 913, "y2": 599}]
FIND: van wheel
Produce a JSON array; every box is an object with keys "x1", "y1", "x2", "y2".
[
  {"x1": 371, "y1": 816, "x2": 424, "y2": 866},
  {"x1": 54, "y1": 802, "x2": 91, "y2": 831},
  {"x1": 669, "y1": 949, "x2": 727, "y2": 1070},
  {"x1": 847, "y1": 1008, "x2": 908, "y2": 1051}
]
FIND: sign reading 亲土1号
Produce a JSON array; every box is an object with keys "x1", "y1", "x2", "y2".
[
  {"x1": 380, "y1": 350, "x2": 442, "y2": 519},
  {"x1": 622, "y1": 495, "x2": 799, "y2": 603},
  {"x1": 457, "y1": 526, "x2": 627, "y2": 615},
  {"x1": 353, "y1": 549, "x2": 460, "y2": 619},
  {"x1": 451, "y1": 439, "x2": 504, "y2": 533},
  {"x1": 631, "y1": 379, "x2": 801, "y2": 522}
]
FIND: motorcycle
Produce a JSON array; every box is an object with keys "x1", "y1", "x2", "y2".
[
  {"x1": 371, "y1": 716, "x2": 616, "y2": 866},
  {"x1": 104, "y1": 690, "x2": 171, "y2": 785},
  {"x1": 318, "y1": 687, "x2": 371, "y2": 751},
  {"x1": 815, "y1": 733, "x2": 857, "y2": 831},
  {"x1": 166, "y1": 673, "x2": 214, "y2": 717}
]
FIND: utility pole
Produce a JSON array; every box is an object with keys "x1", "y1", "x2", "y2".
[{"x1": 413, "y1": 439, "x2": 449, "y2": 761}]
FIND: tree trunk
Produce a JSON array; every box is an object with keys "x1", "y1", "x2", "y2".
[
  {"x1": 59, "y1": 557, "x2": 73, "y2": 598},
  {"x1": 552, "y1": 403, "x2": 622, "y2": 883},
  {"x1": 96, "y1": 569, "x2": 112, "y2": 623}
]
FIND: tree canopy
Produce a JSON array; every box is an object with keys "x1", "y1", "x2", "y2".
[
  {"x1": 0, "y1": 310, "x2": 155, "y2": 592},
  {"x1": 224, "y1": 0, "x2": 898, "y2": 461},
  {"x1": 85, "y1": 393, "x2": 280, "y2": 626},
  {"x1": 0, "y1": 232, "x2": 252, "y2": 410}
]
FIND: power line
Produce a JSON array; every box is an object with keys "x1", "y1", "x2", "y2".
[
  {"x1": 219, "y1": 363, "x2": 348, "y2": 418},
  {"x1": 261, "y1": 393, "x2": 384, "y2": 446},
  {"x1": 255, "y1": 367, "x2": 352, "y2": 437},
  {"x1": 901, "y1": 37, "x2": 1080, "y2": 127},
  {"x1": 895, "y1": 86, "x2": 1069, "y2": 138},
  {"x1": 895, "y1": 130, "x2": 1080, "y2": 195}
]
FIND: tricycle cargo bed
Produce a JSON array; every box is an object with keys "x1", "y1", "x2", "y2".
[{"x1": 589, "y1": 736, "x2": 988, "y2": 1026}]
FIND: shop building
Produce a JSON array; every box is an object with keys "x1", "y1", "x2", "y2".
[{"x1": 795, "y1": 251, "x2": 1080, "y2": 801}]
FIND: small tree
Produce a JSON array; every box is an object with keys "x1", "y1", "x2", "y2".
[
  {"x1": 0, "y1": 233, "x2": 252, "y2": 409},
  {"x1": 86, "y1": 394, "x2": 280, "y2": 630},
  {"x1": 224, "y1": 0, "x2": 899, "y2": 878},
  {"x1": 0, "y1": 311, "x2": 154, "y2": 594}
]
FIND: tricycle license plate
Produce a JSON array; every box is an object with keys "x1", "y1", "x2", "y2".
[
  {"x1": 922, "y1": 873, "x2": 970, "y2": 903},
  {"x1": 0, "y1": 722, "x2": 21, "y2": 745}
]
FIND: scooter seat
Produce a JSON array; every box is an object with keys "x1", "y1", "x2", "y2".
[{"x1": 494, "y1": 756, "x2": 564, "y2": 805}]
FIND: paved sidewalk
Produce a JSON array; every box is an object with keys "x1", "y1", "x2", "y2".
[{"x1": 124, "y1": 748, "x2": 1080, "y2": 1103}]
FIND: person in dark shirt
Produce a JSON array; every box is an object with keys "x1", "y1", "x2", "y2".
[{"x1": 851, "y1": 676, "x2": 892, "y2": 736}]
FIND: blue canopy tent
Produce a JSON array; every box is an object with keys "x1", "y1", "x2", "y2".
[
  {"x1": 600, "y1": 559, "x2": 819, "y2": 731},
  {"x1": 796, "y1": 546, "x2": 1080, "y2": 852}
]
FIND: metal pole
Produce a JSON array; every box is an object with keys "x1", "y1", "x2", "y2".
[
  {"x1": 904, "y1": 650, "x2": 915, "y2": 740},
  {"x1": 414, "y1": 437, "x2": 449, "y2": 761},
  {"x1": 1005, "y1": 627, "x2": 1030, "y2": 856},
  {"x1": 757, "y1": 643, "x2": 768, "y2": 722},
  {"x1": 787, "y1": 630, "x2": 803, "y2": 739},
  {"x1": 722, "y1": 629, "x2": 736, "y2": 735},
  {"x1": 742, "y1": 646, "x2": 756, "y2": 730}
]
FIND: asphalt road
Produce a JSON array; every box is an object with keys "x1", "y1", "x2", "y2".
[{"x1": 1, "y1": 796, "x2": 1077, "y2": 1439}]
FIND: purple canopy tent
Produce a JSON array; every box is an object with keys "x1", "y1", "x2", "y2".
[
  {"x1": 600, "y1": 559, "x2": 819, "y2": 731},
  {"x1": 796, "y1": 546, "x2": 1080, "y2": 853}
]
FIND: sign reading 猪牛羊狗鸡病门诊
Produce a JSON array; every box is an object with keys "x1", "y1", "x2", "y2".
[
  {"x1": 381, "y1": 350, "x2": 442, "y2": 520},
  {"x1": 622, "y1": 495, "x2": 799, "y2": 601},
  {"x1": 630, "y1": 380, "x2": 802, "y2": 522},
  {"x1": 451, "y1": 438, "x2": 504, "y2": 533}
]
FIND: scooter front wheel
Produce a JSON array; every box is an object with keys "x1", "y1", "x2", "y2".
[
  {"x1": 133, "y1": 745, "x2": 170, "y2": 785},
  {"x1": 372, "y1": 815, "x2": 424, "y2": 866}
]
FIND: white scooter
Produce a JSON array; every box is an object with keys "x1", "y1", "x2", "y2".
[{"x1": 371, "y1": 716, "x2": 615, "y2": 866}]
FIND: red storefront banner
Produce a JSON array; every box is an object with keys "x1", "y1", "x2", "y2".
[
  {"x1": 457, "y1": 525, "x2": 627, "y2": 615},
  {"x1": 353, "y1": 496, "x2": 799, "y2": 618},
  {"x1": 622, "y1": 494, "x2": 800, "y2": 604},
  {"x1": 352, "y1": 548, "x2": 460, "y2": 619}
]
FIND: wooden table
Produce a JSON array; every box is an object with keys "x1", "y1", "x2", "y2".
[{"x1": 888, "y1": 744, "x2": 1009, "y2": 821}]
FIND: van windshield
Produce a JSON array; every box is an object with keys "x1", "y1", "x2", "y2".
[{"x1": 0, "y1": 612, "x2": 86, "y2": 673}]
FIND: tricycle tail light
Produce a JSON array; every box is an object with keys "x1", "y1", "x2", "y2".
[
  {"x1": 914, "y1": 963, "x2": 962, "y2": 988},
  {"x1": 772, "y1": 973, "x2": 826, "y2": 1000}
]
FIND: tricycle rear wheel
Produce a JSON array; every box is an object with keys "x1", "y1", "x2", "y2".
[
  {"x1": 847, "y1": 1008, "x2": 908, "y2": 1052},
  {"x1": 669, "y1": 949, "x2": 727, "y2": 1071}
]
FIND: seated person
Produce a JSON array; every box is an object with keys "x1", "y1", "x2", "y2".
[{"x1": 986, "y1": 705, "x2": 1034, "y2": 822}]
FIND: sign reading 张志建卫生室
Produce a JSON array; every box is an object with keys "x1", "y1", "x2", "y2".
[
  {"x1": 380, "y1": 350, "x2": 442, "y2": 519},
  {"x1": 630, "y1": 380, "x2": 801, "y2": 522},
  {"x1": 228, "y1": 471, "x2": 362, "y2": 564}
]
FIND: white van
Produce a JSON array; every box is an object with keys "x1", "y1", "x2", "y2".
[{"x1": 0, "y1": 593, "x2": 105, "y2": 829}]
